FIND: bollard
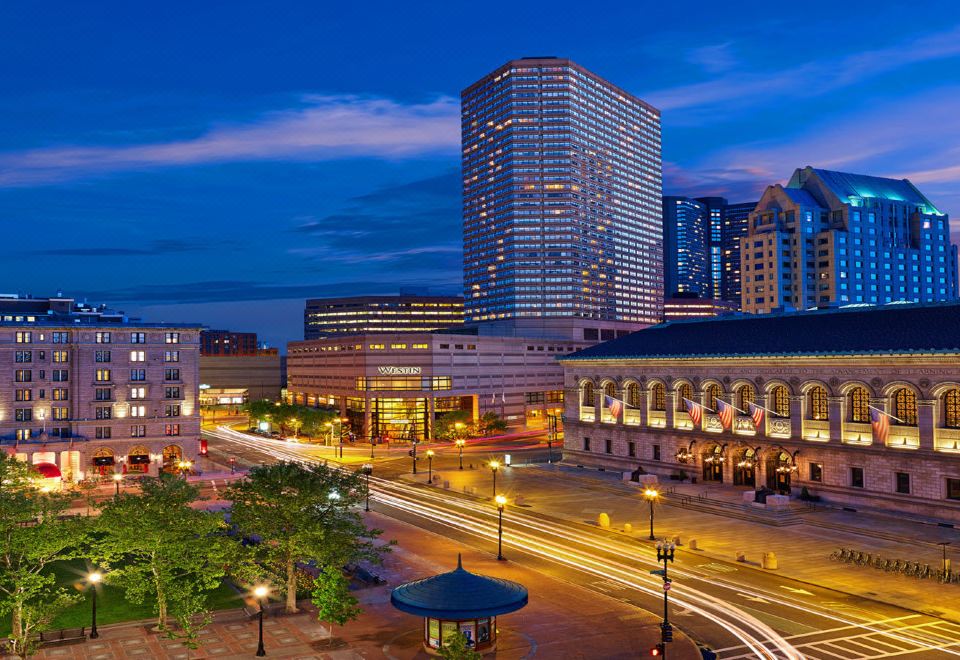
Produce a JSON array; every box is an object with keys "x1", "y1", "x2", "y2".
[
  {"x1": 624, "y1": 523, "x2": 633, "y2": 534},
  {"x1": 516, "y1": 496, "x2": 526, "y2": 506},
  {"x1": 673, "y1": 535, "x2": 682, "y2": 546},
  {"x1": 443, "y1": 480, "x2": 450, "y2": 489},
  {"x1": 598, "y1": 512, "x2": 611, "y2": 528},
  {"x1": 762, "y1": 552, "x2": 778, "y2": 570},
  {"x1": 736, "y1": 551, "x2": 746, "y2": 562},
  {"x1": 689, "y1": 539, "x2": 698, "y2": 551}
]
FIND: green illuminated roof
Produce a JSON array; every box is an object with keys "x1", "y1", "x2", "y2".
[{"x1": 789, "y1": 167, "x2": 943, "y2": 216}]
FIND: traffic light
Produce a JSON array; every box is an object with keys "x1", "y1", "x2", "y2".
[{"x1": 650, "y1": 643, "x2": 664, "y2": 656}]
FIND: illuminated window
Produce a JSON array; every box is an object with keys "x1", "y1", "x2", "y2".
[
  {"x1": 849, "y1": 387, "x2": 870, "y2": 423},
  {"x1": 412, "y1": 344, "x2": 429, "y2": 349},
  {"x1": 96, "y1": 369, "x2": 111, "y2": 382},
  {"x1": 131, "y1": 387, "x2": 146, "y2": 399},
  {"x1": 52, "y1": 351, "x2": 68, "y2": 363},
  {"x1": 369, "y1": 344, "x2": 385, "y2": 350},
  {"x1": 651, "y1": 383, "x2": 666, "y2": 411},
  {"x1": 893, "y1": 388, "x2": 917, "y2": 426},
  {"x1": 771, "y1": 386, "x2": 790, "y2": 417},
  {"x1": 676, "y1": 383, "x2": 692, "y2": 411},
  {"x1": 390, "y1": 344, "x2": 407, "y2": 350},
  {"x1": 581, "y1": 382, "x2": 595, "y2": 407},
  {"x1": 808, "y1": 386, "x2": 828, "y2": 420},
  {"x1": 944, "y1": 389, "x2": 960, "y2": 429},
  {"x1": 737, "y1": 385, "x2": 755, "y2": 411},
  {"x1": 706, "y1": 384, "x2": 722, "y2": 410},
  {"x1": 626, "y1": 382, "x2": 641, "y2": 408},
  {"x1": 130, "y1": 350, "x2": 145, "y2": 362}
]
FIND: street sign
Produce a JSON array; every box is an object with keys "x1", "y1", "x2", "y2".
[
  {"x1": 663, "y1": 582, "x2": 671, "y2": 591},
  {"x1": 650, "y1": 569, "x2": 665, "y2": 576}
]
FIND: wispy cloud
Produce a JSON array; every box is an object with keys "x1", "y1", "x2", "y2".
[
  {"x1": 685, "y1": 42, "x2": 739, "y2": 74},
  {"x1": 648, "y1": 24, "x2": 960, "y2": 114},
  {"x1": 0, "y1": 96, "x2": 460, "y2": 187}
]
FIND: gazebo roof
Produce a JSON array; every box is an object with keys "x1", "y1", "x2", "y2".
[{"x1": 390, "y1": 555, "x2": 528, "y2": 619}]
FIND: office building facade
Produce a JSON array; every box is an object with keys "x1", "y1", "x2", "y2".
[
  {"x1": 561, "y1": 303, "x2": 960, "y2": 521},
  {"x1": 742, "y1": 167, "x2": 959, "y2": 314},
  {"x1": 200, "y1": 329, "x2": 258, "y2": 356},
  {"x1": 304, "y1": 295, "x2": 464, "y2": 340},
  {"x1": 662, "y1": 197, "x2": 709, "y2": 297},
  {"x1": 0, "y1": 295, "x2": 200, "y2": 484},
  {"x1": 662, "y1": 295, "x2": 738, "y2": 321},
  {"x1": 720, "y1": 201, "x2": 755, "y2": 304},
  {"x1": 461, "y1": 57, "x2": 663, "y2": 325}
]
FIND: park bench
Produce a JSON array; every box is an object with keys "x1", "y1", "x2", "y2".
[{"x1": 40, "y1": 627, "x2": 87, "y2": 646}]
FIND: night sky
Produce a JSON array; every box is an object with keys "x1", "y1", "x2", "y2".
[{"x1": 3, "y1": 1, "x2": 960, "y2": 347}]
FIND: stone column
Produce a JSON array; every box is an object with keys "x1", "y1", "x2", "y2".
[
  {"x1": 363, "y1": 397, "x2": 373, "y2": 442},
  {"x1": 665, "y1": 392, "x2": 676, "y2": 429},
  {"x1": 594, "y1": 386, "x2": 602, "y2": 423},
  {"x1": 756, "y1": 394, "x2": 769, "y2": 436},
  {"x1": 918, "y1": 399, "x2": 936, "y2": 450},
  {"x1": 637, "y1": 390, "x2": 648, "y2": 427},
  {"x1": 789, "y1": 396, "x2": 804, "y2": 439},
  {"x1": 828, "y1": 397, "x2": 843, "y2": 442},
  {"x1": 427, "y1": 396, "x2": 435, "y2": 441}
]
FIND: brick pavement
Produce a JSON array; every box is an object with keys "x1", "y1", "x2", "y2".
[{"x1": 8, "y1": 512, "x2": 696, "y2": 659}]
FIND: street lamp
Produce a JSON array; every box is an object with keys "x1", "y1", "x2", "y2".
[
  {"x1": 495, "y1": 495, "x2": 507, "y2": 561},
  {"x1": 112, "y1": 472, "x2": 123, "y2": 497},
  {"x1": 455, "y1": 438, "x2": 465, "y2": 469},
  {"x1": 644, "y1": 488, "x2": 659, "y2": 540},
  {"x1": 656, "y1": 541, "x2": 676, "y2": 652},
  {"x1": 361, "y1": 464, "x2": 373, "y2": 512},
  {"x1": 252, "y1": 584, "x2": 269, "y2": 656},
  {"x1": 426, "y1": 450, "x2": 435, "y2": 483},
  {"x1": 177, "y1": 460, "x2": 192, "y2": 478},
  {"x1": 938, "y1": 541, "x2": 952, "y2": 578},
  {"x1": 489, "y1": 460, "x2": 500, "y2": 499},
  {"x1": 87, "y1": 571, "x2": 103, "y2": 639},
  {"x1": 411, "y1": 440, "x2": 419, "y2": 475}
]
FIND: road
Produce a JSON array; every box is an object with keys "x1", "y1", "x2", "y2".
[{"x1": 204, "y1": 426, "x2": 960, "y2": 659}]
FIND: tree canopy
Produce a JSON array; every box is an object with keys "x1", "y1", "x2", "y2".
[{"x1": 225, "y1": 461, "x2": 386, "y2": 613}]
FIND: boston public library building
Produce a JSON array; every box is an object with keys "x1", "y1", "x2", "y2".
[{"x1": 560, "y1": 302, "x2": 960, "y2": 521}]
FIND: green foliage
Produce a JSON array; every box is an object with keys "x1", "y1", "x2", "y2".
[
  {"x1": 438, "y1": 630, "x2": 483, "y2": 660},
  {"x1": 477, "y1": 411, "x2": 507, "y2": 436},
  {"x1": 0, "y1": 454, "x2": 89, "y2": 658},
  {"x1": 225, "y1": 461, "x2": 386, "y2": 613},
  {"x1": 434, "y1": 410, "x2": 473, "y2": 441},
  {"x1": 311, "y1": 565, "x2": 360, "y2": 630},
  {"x1": 243, "y1": 400, "x2": 338, "y2": 439},
  {"x1": 93, "y1": 475, "x2": 250, "y2": 645}
]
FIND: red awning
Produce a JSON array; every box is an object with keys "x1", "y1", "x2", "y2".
[{"x1": 33, "y1": 462, "x2": 62, "y2": 479}]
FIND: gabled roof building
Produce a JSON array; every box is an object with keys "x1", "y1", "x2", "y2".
[{"x1": 741, "y1": 167, "x2": 958, "y2": 314}]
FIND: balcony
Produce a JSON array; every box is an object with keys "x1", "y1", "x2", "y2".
[
  {"x1": 936, "y1": 427, "x2": 960, "y2": 453},
  {"x1": 803, "y1": 419, "x2": 830, "y2": 442},
  {"x1": 623, "y1": 409, "x2": 641, "y2": 426},
  {"x1": 767, "y1": 416, "x2": 792, "y2": 438},
  {"x1": 703, "y1": 413, "x2": 723, "y2": 433},
  {"x1": 648, "y1": 410, "x2": 666, "y2": 428},
  {"x1": 842, "y1": 422, "x2": 873, "y2": 445},
  {"x1": 733, "y1": 415, "x2": 756, "y2": 436},
  {"x1": 579, "y1": 406, "x2": 595, "y2": 423},
  {"x1": 887, "y1": 425, "x2": 920, "y2": 450},
  {"x1": 674, "y1": 411, "x2": 695, "y2": 431}
]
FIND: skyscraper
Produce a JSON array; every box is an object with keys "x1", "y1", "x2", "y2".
[
  {"x1": 661, "y1": 195, "x2": 755, "y2": 307},
  {"x1": 662, "y1": 196, "x2": 709, "y2": 297},
  {"x1": 742, "y1": 167, "x2": 959, "y2": 314},
  {"x1": 461, "y1": 57, "x2": 663, "y2": 324}
]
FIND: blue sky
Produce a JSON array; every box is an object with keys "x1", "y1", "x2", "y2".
[{"x1": 3, "y1": 1, "x2": 960, "y2": 347}]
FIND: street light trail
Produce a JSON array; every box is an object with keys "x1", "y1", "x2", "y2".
[{"x1": 207, "y1": 427, "x2": 960, "y2": 658}]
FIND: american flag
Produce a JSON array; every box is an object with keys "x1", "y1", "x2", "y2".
[
  {"x1": 604, "y1": 395, "x2": 623, "y2": 418},
  {"x1": 870, "y1": 407, "x2": 890, "y2": 444},
  {"x1": 748, "y1": 402, "x2": 764, "y2": 428},
  {"x1": 716, "y1": 399, "x2": 734, "y2": 430},
  {"x1": 684, "y1": 398, "x2": 703, "y2": 426}
]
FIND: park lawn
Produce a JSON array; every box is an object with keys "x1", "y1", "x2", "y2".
[{"x1": 0, "y1": 559, "x2": 244, "y2": 636}]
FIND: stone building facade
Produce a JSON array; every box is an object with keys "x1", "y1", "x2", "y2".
[
  {"x1": 560, "y1": 303, "x2": 960, "y2": 522},
  {"x1": 0, "y1": 297, "x2": 201, "y2": 484}
]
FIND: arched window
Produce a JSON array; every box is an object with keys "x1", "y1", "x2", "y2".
[
  {"x1": 849, "y1": 387, "x2": 870, "y2": 423},
  {"x1": 737, "y1": 385, "x2": 756, "y2": 411},
  {"x1": 676, "y1": 383, "x2": 692, "y2": 411},
  {"x1": 893, "y1": 388, "x2": 918, "y2": 426},
  {"x1": 771, "y1": 386, "x2": 790, "y2": 417},
  {"x1": 705, "y1": 384, "x2": 722, "y2": 410},
  {"x1": 651, "y1": 383, "x2": 666, "y2": 411},
  {"x1": 944, "y1": 389, "x2": 960, "y2": 429},
  {"x1": 808, "y1": 386, "x2": 828, "y2": 421},
  {"x1": 626, "y1": 382, "x2": 642, "y2": 408},
  {"x1": 603, "y1": 382, "x2": 616, "y2": 399},
  {"x1": 581, "y1": 382, "x2": 595, "y2": 407}
]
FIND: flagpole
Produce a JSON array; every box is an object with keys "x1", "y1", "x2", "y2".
[
  {"x1": 868, "y1": 404, "x2": 905, "y2": 425},
  {"x1": 720, "y1": 399, "x2": 748, "y2": 415},
  {"x1": 682, "y1": 398, "x2": 714, "y2": 413}
]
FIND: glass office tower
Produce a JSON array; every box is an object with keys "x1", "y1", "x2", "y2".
[{"x1": 461, "y1": 57, "x2": 663, "y2": 324}]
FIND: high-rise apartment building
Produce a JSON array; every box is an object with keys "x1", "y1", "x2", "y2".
[
  {"x1": 661, "y1": 196, "x2": 755, "y2": 308},
  {"x1": 461, "y1": 57, "x2": 663, "y2": 324},
  {"x1": 200, "y1": 329, "x2": 258, "y2": 356},
  {"x1": 742, "y1": 167, "x2": 959, "y2": 314},
  {"x1": 662, "y1": 196, "x2": 709, "y2": 297},
  {"x1": 304, "y1": 295, "x2": 464, "y2": 340},
  {"x1": 0, "y1": 294, "x2": 201, "y2": 484}
]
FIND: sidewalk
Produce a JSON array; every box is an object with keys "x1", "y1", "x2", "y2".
[
  {"x1": 410, "y1": 462, "x2": 960, "y2": 622},
  {"x1": 11, "y1": 513, "x2": 698, "y2": 659}
]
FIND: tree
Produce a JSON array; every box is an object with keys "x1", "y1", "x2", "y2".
[
  {"x1": 438, "y1": 631, "x2": 483, "y2": 660},
  {"x1": 311, "y1": 565, "x2": 360, "y2": 646},
  {"x1": 477, "y1": 411, "x2": 507, "y2": 437},
  {"x1": 0, "y1": 454, "x2": 89, "y2": 658},
  {"x1": 434, "y1": 410, "x2": 473, "y2": 441},
  {"x1": 225, "y1": 461, "x2": 386, "y2": 613},
  {"x1": 93, "y1": 475, "x2": 248, "y2": 645}
]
